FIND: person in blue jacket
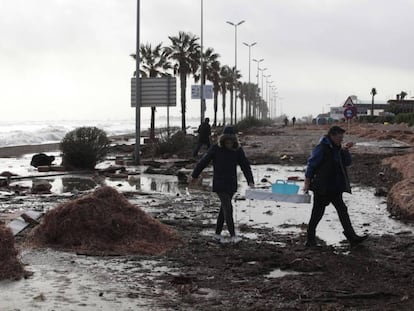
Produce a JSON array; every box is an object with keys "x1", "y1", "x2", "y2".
[
  {"x1": 303, "y1": 125, "x2": 368, "y2": 247},
  {"x1": 191, "y1": 126, "x2": 254, "y2": 243}
]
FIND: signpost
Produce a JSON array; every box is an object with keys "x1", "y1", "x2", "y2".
[
  {"x1": 343, "y1": 96, "x2": 357, "y2": 130},
  {"x1": 191, "y1": 85, "x2": 213, "y2": 100},
  {"x1": 131, "y1": 77, "x2": 176, "y2": 107}
]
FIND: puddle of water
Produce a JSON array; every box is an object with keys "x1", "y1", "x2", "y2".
[
  {"x1": 0, "y1": 248, "x2": 175, "y2": 310},
  {"x1": 234, "y1": 165, "x2": 413, "y2": 246}
]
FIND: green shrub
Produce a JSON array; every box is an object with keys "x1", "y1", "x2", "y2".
[
  {"x1": 358, "y1": 115, "x2": 394, "y2": 124},
  {"x1": 60, "y1": 127, "x2": 110, "y2": 170},
  {"x1": 235, "y1": 117, "x2": 272, "y2": 131},
  {"x1": 394, "y1": 112, "x2": 414, "y2": 126},
  {"x1": 153, "y1": 131, "x2": 193, "y2": 156}
]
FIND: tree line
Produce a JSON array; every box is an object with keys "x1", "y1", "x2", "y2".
[{"x1": 131, "y1": 31, "x2": 269, "y2": 138}]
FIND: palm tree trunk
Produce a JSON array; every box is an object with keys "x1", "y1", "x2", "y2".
[
  {"x1": 150, "y1": 106, "x2": 156, "y2": 139},
  {"x1": 371, "y1": 95, "x2": 374, "y2": 116},
  {"x1": 235, "y1": 94, "x2": 238, "y2": 124},
  {"x1": 222, "y1": 92, "x2": 226, "y2": 126},
  {"x1": 230, "y1": 90, "x2": 234, "y2": 125},
  {"x1": 180, "y1": 72, "x2": 187, "y2": 132},
  {"x1": 213, "y1": 90, "x2": 219, "y2": 127}
]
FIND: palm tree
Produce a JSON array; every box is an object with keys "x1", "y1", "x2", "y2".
[
  {"x1": 165, "y1": 31, "x2": 200, "y2": 132},
  {"x1": 245, "y1": 83, "x2": 259, "y2": 118},
  {"x1": 206, "y1": 60, "x2": 221, "y2": 127},
  {"x1": 219, "y1": 65, "x2": 232, "y2": 126},
  {"x1": 238, "y1": 82, "x2": 248, "y2": 121},
  {"x1": 131, "y1": 43, "x2": 172, "y2": 139},
  {"x1": 227, "y1": 67, "x2": 242, "y2": 124},
  {"x1": 195, "y1": 47, "x2": 220, "y2": 122},
  {"x1": 370, "y1": 87, "x2": 377, "y2": 116}
]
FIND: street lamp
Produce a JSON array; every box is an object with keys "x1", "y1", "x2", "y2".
[
  {"x1": 243, "y1": 42, "x2": 256, "y2": 118},
  {"x1": 200, "y1": 0, "x2": 205, "y2": 123},
  {"x1": 258, "y1": 67, "x2": 267, "y2": 99},
  {"x1": 134, "y1": 0, "x2": 141, "y2": 164},
  {"x1": 252, "y1": 58, "x2": 264, "y2": 88},
  {"x1": 243, "y1": 42, "x2": 257, "y2": 85},
  {"x1": 227, "y1": 20, "x2": 245, "y2": 124}
]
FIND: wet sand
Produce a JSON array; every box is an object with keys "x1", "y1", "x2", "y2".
[{"x1": 0, "y1": 143, "x2": 60, "y2": 158}]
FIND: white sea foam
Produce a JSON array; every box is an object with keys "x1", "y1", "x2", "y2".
[
  {"x1": 0, "y1": 120, "x2": 136, "y2": 147},
  {"x1": 0, "y1": 118, "x2": 199, "y2": 147}
]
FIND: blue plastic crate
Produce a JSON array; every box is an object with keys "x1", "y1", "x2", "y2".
[{"x1": 271, "y1": 180, "x2": 299, "y2": 195}]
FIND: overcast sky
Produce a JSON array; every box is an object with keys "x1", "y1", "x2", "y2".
[{"x1": 1, "y1": 0, "x2": 414, "y2": 122}]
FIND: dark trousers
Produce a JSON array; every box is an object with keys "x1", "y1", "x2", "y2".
[
  {"x1": 193, "y1": 141, "x2": 210, "y2": 157},
  {"x1": 307, "y1": 192, "x2": 357, "y2": 241},
  {"x1": 216, "y1": 192, "x2": 236, "y2": 236}
]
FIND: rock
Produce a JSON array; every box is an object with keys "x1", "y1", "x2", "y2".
[
  {"x1": 30, "y1": 153, "x2": 55, "y2": 168},
  {"x1": 374, "y1": 187, "x2": 388, "y2": 197},
  {"x1": 31, "y1": 180, "x2": 52, "y2": 194}
]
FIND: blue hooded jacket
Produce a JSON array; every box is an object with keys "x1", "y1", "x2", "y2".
[{"x1": 305, "y1": 135, "x2": 352, "y2": 194}]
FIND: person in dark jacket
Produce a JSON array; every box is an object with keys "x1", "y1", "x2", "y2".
[
  {"x1": 303, "y1": 125, "x2": 368, "y2": 247},
  {"x1": 191, "y1": 126, "x2": 254, "y2": 243},
  {"x1": 193, "y1": 117, "x2": 211, "y2": 157}
]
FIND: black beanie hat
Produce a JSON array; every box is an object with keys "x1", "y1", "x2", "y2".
[{"x1": 223, "y1": 126, "x2": 235, "y2": 135}]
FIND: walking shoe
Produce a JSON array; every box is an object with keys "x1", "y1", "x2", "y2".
[
  {"x1": 229, "y1": 235, "x2": 242, "y2": 244},
  {"x1": 213, "y1": 234, "x2": 223, "y2": 242},
  {"x1": 350, "y1": 235, "x2": 368, "y2": 247}
]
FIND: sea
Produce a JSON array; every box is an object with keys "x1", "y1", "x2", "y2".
[{"x1": 0, "y1": 118, "x2": 200, "y2": 148}]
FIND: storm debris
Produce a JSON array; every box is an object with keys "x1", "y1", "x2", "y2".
[
  {"x1": 30, "y1": 186, "x2": 180, "y2": 255},
  {"x1": 0, "y1": 225, "x2": 27, "y2": 280}
]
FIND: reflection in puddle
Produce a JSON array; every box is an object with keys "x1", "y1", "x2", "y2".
[
  {"x1": 265, "y1": 268, "x2": 302, "y2": 278},
  {"x1": 234, "y1": 165, "x2": 413, "y2": 246}
]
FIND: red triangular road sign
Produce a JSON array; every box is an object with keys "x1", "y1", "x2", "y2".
[{"x1": 343, "y1": 96, "x2": 354, "y2": 107}]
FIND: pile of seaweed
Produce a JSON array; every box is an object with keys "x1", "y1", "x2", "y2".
[
  {"x1": 30, "y1": 186, "x2": 180, "y2": 255},
  {"x1": 0, "y1": 225, "x2": 27, "y2": 280}
]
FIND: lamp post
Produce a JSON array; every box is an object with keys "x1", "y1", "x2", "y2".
[
  {"x1": 134, "y1": 0, "x2": 141, "y2": 165},
  {"x1": 243, "y1": 42, "x2": 256, "y2": 118},
  {"x1": 252, "y1": 58, "x2": 264, "y2": 88},
  {"x1": 258, "y1": 67, "x2": 267, "y2": 99},
  {"x1": 227, "y1": 20, "x2": 245, "y2": 124},
  {"x1": 266, "y1": 79, "x2": 273, "y2": 119},
  {"x1": 200, "y1": 0, "x2": 205, "y2": 124}
]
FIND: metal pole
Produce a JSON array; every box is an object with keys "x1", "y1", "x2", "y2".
[
  {"x1": 243, "y1": 42, "x2": 257, "y2": 117},
  {"x1": 200, "y1": 0, "x2": 204, "y2": 124},
  {"x1": 135, "y1": 0, "x2": 141, "y2": 165},
  {"x1": 226, "y1": 20, "x2": 245, "y2": 125}
]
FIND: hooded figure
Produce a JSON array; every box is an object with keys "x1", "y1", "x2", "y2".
[{"x1": 191, "y1": 126, "x2": 254, "y2": 243}]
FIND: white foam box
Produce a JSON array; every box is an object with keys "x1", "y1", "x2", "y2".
[{"x1": 245, "y1": 188, "x2": 311, "y2": 204}]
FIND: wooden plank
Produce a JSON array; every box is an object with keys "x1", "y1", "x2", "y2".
[{"x1": 7, "y1": 210, "x2": 43, "y2": 236}]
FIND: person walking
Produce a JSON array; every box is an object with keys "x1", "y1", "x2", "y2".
[
  {"x1": 191, "y1": 126, "x2": 254, "y2": 243},
  {"x1": 303, "y1": 125, "x2": 368, "y2": 247},
  {"x1": 193, "y1": 117, "x2": 211, "y2": 158}
]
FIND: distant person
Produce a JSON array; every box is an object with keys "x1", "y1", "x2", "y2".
[
  {"x1": 193, "y1": 117, "x2": 211, "y2": 158},
  {"x1": 191, "y1": 126, "x2": 255, "y2": 243},
  {"x1": 292, "y1": 116, "x2": 296, "y2": 126},
  {"x1": 284, "y1": 117, "x2": 289, "y2": 126},
  {"x1": 303, "y1": 125, "x2": 368, "y2": 247}
]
